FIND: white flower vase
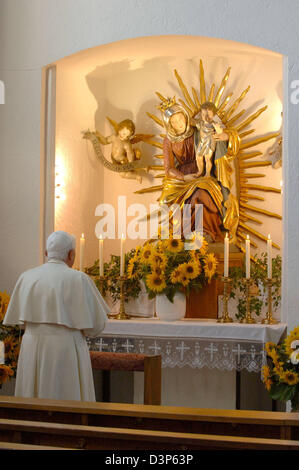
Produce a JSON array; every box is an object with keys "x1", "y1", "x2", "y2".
[{"x1": 155, "y1": 291, "x2": 186, "y2": 321}]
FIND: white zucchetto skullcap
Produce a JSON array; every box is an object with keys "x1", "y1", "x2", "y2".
[{"x1": 46, "y1": 231, "x2": 76, "y2": 261}]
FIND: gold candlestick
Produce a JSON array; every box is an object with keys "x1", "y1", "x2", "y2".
[
  {"x1": 261, "y1": 278, "x2": 278, "y2": 324},
  {"x1": 114, "y1": 275, "x2": 131, "y2": 320},
  {"x1": 218, "y1": 277, "x2": 233, "y2": 323},
  {"x1": 240, "y1": 278, "x2": 256, "y2": 324}
]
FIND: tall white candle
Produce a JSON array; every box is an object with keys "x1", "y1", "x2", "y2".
[
  {"x1": 267, "y1": 234, "x2": 272, "y2": 279},
  {"x1": 80, "y1": 233, "x2": 85, "y2": 272},
  {"x1": 245, "y1": 235, "x2": 250, "y2": 279},
  {"x1": 120, "y1": 233, "x2": 125, "y2": 276},
  {"x1": 224, "y1": 232, "x2": 229, "y2": 277},
  {"x1": 99, "y1": 235, "x2": 104, "y2": 276}
]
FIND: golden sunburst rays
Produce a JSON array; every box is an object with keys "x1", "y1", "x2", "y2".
[
  {"x1": 174, "y1": 69, "x2": 198, "y2": 116},
  {"x1": 214, "y1": 66, "x2": 231, "y2": 108},
  {"x1": 146, "y1": 112, "x2": 163, "y2": 127},
  {"x1": 199, "y1": 59, "x2": 206, "y2": 104},
  {"x1": 138, "y1": 60, "x2": 282, "y2": 251},
  {"x1": 222, "y1": 86, "x2": 250, "y2": 122}
]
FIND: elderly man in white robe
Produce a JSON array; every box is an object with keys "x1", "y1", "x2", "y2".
[{"x1": 3, "y1": 230, "x2": 110, "y2": 402}]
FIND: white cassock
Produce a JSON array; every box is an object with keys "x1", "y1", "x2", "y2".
[{"x1": 3, "y1": 259, "x2": 110, "y2": 402}]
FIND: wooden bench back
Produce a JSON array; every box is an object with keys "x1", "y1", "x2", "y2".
[
  {"x1": 0, "y1": 396, "x2": 298, "y2": 440},
  {"x1": 0, "y1": 417, "x2": 298, "y2": 450}
]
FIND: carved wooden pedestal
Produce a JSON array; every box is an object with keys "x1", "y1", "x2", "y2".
[{"x1": 185, "y1": 251, "x2": 244, "y2": 319}]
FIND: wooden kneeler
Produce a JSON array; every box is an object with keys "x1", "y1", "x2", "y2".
[{"x1": 90, "y1": 351, "x2": 161, "y2": 405}]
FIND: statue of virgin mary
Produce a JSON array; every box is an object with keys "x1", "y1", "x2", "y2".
[{"x1": 159, "y1": 99, "x2": 240, "y2": 243}]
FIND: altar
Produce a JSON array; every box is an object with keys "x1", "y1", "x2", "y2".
[
  {"x1": 88, "y1": 319, "x2": 287, "y2": 409},
  {"x1": 88, "y1": 319, "x2": 286, "y2": 372}
]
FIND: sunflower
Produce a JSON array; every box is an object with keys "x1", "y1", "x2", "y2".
[
  {"x1": 174, "y1": 264, "x2": 190, "y2": 287},
  {"x1": 149, "y1": 251, "x2": 167, "y2": 268},
  {"x1": 127, "y1": 258, "x2": 140, "y2": 279},
  {"x1": 0, "y1": 364, "x2": 14, "y2": 385},
  {"x1": 180, "y1": 274, "x2": 190, "y2": 287},
  {"x1": 0, "y1": 291, "x2": 10, "y2": 322},
  {"x1": 270, "y1": 350, "x2": 280, "y2": 367},
  {"x1": 133, "y1": 245, "x2": 142, "y2": 260},
  {"x1": 154, "y1": 239, "x2": 165, "y2": 251},
  {"x1": 151, "y1": 264, "x2": 165, "y2": 277},
  {"x1": 0, "y1": 291, "x2": 10, "y2": 308},
  {"x1": 262, "y1": 365, "x2": 273, "y2": 391},
  {"x1": 190, "y1": 250, "x2": 200, "y2": 262},
  {"x1": 140, "y1": 243, "x2": 155, "y2": 264},
  {"x1": 265, "y1": 342, "x2": 280, "y2": 364},
  {"x1": 170, "y1": 267, "x2": 184, "y2": 284},
  {"x1": 273, "y1": 362, "x2": 285, "y2": 378},
  {"x1": 284, "y1": 326, "x2": 299, "y2": 356},
  {"x1": 203, "y1": 253, "x2": 218, "y2": 282},
  {"x1": 194, "y1": 235, "x2": 208, "y2": 255},
  {"x1": 146, "y1": 272, "x2": 166, "y2": 293},
  {"x1": 181, "y1": 261, "x2": 201, "y2": 280},
  {"x1": 164, "y1": 238, "x2": 184, "y2": 253},
  {"x1": 3, "y1": 335, "x2": 19, "y2": 360},
  {"x1": 280, "y1": 371, "x2": 299, "y2": 386},
  {"x1": 265, "y1": 342, "x2": 276, "y2": 355},
  {"x1": 0, "y1": 309, "x2": 4, "y2": 323},
  {"x1": 199, "y1": 238, "x2": 209, "y2": 255}
]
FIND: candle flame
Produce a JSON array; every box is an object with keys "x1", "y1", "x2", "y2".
[
  {"x1": 81, "y1": 233, "x2": 84, "y2": 239},
  {"x1": 268, "y1": 234, "x2": 271, "y2": 240},
  {"x1": 246, "y1": 234, "x2": 249, "y2": 240}
]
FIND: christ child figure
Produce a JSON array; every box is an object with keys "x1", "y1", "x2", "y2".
[{"x1": 193, "y1": 101, "x2": 229, "y2": 178}]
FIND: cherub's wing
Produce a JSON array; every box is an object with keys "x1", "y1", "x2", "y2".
[
  {"x1": 130, "y1": 133, "x2": 155, "y2": 144},
  {"x1": 106, "y1": 116, "x2": 119, "y2": 134}
]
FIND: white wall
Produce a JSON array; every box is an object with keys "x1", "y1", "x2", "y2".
[{"x1": 0, "y1": 0, "x2": 299, "y2": 330}]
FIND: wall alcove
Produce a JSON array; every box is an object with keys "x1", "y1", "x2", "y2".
[
  {"x1": 39, "y1": 35, "x2": 285, "y2": 409},
  {"x1": 42, "y1": 36, "x2": 283, "y2": 291}
]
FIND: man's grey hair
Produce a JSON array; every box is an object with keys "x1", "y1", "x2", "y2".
[{"x1": 46, "y1": 231, "x2": 76, "y2": 261}]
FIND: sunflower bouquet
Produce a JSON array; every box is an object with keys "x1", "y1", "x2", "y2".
[
  {"x1": 262, "y1": 326, "x2": 299, "y2": 411},
  {"x1": 127, "y1": 236, "x2": 218, "y2": 303},
  {"x1": 0, "y1": 291, "x2": 21, "y2": 387}
]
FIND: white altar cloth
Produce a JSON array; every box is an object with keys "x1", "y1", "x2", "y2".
[
  {"x1": 87, "y1": 319, "x2": 287, "y2": 372},
  {"x1": 100, "y1": 318, "x2": 286, "y2": 344}
]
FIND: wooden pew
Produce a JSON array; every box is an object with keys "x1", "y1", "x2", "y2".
[
  {"x1": 0, "y1": 417, "x2": 298, "y2": 450},
  {"x1": 0, "y1": 396, "x2": 299, "y2": 440},
  {"x1": 0, "y1": 441, "x2": 75, "y2": 450}
]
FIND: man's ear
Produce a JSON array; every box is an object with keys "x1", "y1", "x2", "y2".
[{"x1": 45, "y1": 250, "x2": 48, "y2": 257}]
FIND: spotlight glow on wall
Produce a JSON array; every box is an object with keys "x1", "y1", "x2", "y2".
[{"x1": 55, "y1": 153, "x2": 66, "y2": 207}]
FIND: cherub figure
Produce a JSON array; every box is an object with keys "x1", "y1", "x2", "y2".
[
  {"x1": 95, "y1": 118, "x2": 147, "y2": 183},
  {"x1": 192, "y1": 101, "x2": 229, "y2": 178}
]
